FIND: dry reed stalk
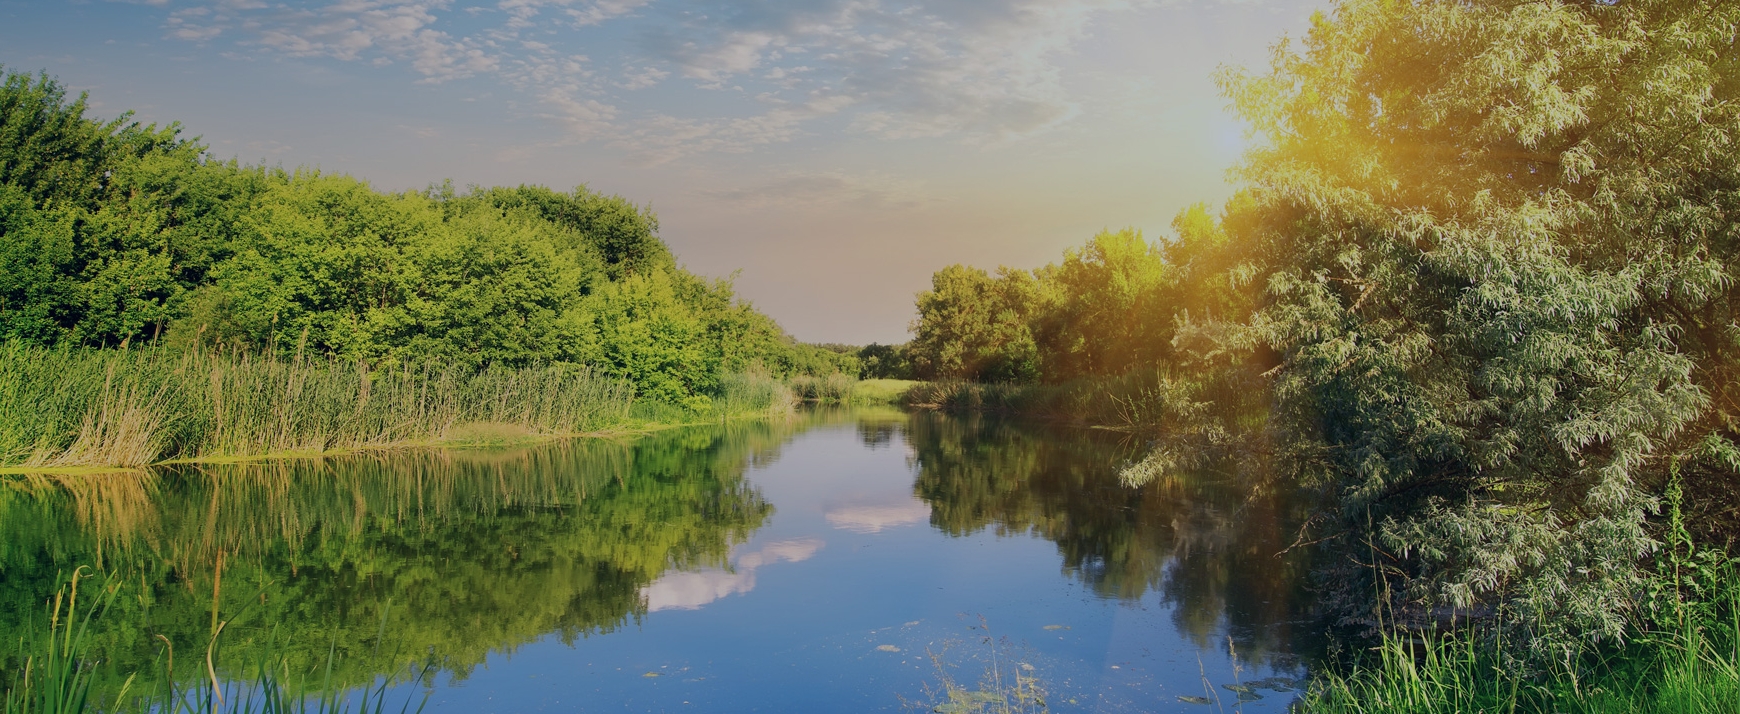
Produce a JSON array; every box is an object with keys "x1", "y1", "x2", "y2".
[{"x1": 47, "y1": 370, "x2": 165, "y2": 468}]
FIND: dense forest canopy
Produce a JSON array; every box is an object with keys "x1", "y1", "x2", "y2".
[
  {"x1": 909, "y1": 0, "x2": 1740, "y2": 658},
  {"x1": 0, "y1": 68, "x2": 855, "y2": 404}
]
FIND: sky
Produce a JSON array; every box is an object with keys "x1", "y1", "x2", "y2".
[{"x1": 2, "y1": 0, "x2": 1326, "y2": 344}]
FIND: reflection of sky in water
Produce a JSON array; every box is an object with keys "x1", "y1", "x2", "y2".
[
  {"x1": 407, "y1": 414, "x2": 1313, "y2": 713},
  {"x1": 824, "y1": 500, "x2": 931, "y2": 533},
  {"x1": 641, "y1": 538, "x2": 824, "y2": 611}
]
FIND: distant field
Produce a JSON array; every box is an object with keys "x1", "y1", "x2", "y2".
[{"x1": 853, "y1": 379, "x2": 922, "y2": 405}]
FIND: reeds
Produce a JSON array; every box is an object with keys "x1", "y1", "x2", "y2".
[
  {"x1": 0, "y1": 342, "x2": 633, "y2": 468},
  {"x1": 787, "y1": 373, "x2": 855, "y2": 404},
  {"x1": 713, "y1": 370, "x2": 797, "y2": 416},
  {"x1": 3, "y1": 568, "x2": 124, "y2": 714}
]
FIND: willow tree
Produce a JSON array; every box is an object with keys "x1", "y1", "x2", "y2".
[{"x1": 1217, "y1": 0, "x2": 1740, "y2": 654}]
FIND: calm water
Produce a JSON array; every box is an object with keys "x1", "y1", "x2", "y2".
[{"x1": 0, "y1": 408, "x2": 1317, "y2": 712}]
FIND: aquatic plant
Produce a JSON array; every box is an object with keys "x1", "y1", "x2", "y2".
[
  {"x1": 0, "y1": 341, "x2": 633, "y2": 468},
  {"x1": 913, "y1": 619, "x2": 1047, "y2": 714}
]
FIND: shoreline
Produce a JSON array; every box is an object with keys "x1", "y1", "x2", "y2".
[{"x1": 0, "y1": 412, "x2": 783, "y2": 476}]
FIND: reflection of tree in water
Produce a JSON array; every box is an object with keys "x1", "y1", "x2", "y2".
[
  {"x1": 0, "y1": 417, "x2": 831, "y2": 697},
  {"x1": 857, "y1": 421, "x2": 900, "y2": 448},
  {"x1": 901, "y1": 412, "x2": 1316, "y2": 668}
]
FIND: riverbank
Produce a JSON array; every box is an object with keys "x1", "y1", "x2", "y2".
[
  {"x1": 1301, "y1": 548, "x2": 1740, "y2": 714},
  {"x1": 902, "y1": 377, "x2": 1740, "y2": 712},
  {"x1": 0, "y1": 344, "x2": 817, "y2": 473}
]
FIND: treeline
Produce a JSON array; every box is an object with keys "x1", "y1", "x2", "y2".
[
  {"x1": 908, "y1": 0, "x2": 1740, "y2": 665},
  {"x1": 905, "y1": 217, "x2": 1239, "y2": 384},
  {"x1": 0, "y1": 68, "x2": 853, "y2": 407}
]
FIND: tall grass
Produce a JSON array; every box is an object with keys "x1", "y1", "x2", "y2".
[
  {"x1": 787, "y1": 373, "x2": 855, "y2": 404},
  {"x1": 1301, "y1": 590, "x2": 1740, "y2": 714},
  {"x1": 3, "y1": 569, "x2": 123, "y2": 714},
  {"x1": 0, "y1": 342, "x2": 633, "y2": 468},
  {"x1": 713, "y1": 370, "x2": 798, "y2": 416},
  {"x1": 850, "y1": 379, "x2": 918, "y2": 406},
  {"x1": 1302, "y1": 487, "x2": 1740, "y2": 714}
]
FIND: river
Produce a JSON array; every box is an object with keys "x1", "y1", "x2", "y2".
[{"x1": 0, "y1": 407, "x2": 1316, "y2": 712}]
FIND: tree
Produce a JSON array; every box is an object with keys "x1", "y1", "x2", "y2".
[
  {"x1": 1218, "y1": 0, "x2": 1740, "y2": 652},
  {"x1": 0, "y1": 68, "x2": 259, "y2": 346},
  {"x1": 1031, "y1": 228, "x2": 1169, "y2": 380},
  {"x1": 908, "y1": 265, "x2": 1042, "y2": 382}
]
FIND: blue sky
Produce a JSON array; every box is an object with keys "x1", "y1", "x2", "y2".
[{"x1": 4, "y1": 0, "x2": 1324, "y2": 343}]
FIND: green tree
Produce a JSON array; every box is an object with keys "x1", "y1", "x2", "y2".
[
  {"x1": 1030, "y1": 228, "x2": 1169, "y2": 380},
  {"x1": 0, "y1": 68, "x2": 265, "y2": 347},
  {"x1": 470, "y1": 184, "x2": 669, "y2": 279},
  {"x1": 1, "y1": 66, "x2": 839, "y2": 404},
  {"x1": 1214, "y1": 0, "x2": 1740, "y2": 651},
  {"x1": 579, "y1": 268, "x2": 721, "y2": 405},
  {"x1": 909, "y1": 265, "x2": 1042, "y2": 382}
]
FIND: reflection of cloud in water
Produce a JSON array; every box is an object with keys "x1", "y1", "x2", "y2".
[
  {"x1": 825, "y1": 500, "x2": 931, "y2": 534},
  {"x1": 642, "y1": 538, "x2": 824, "y2": 612}
]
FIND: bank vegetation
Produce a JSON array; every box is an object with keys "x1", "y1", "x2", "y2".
[{"x1": 902, "y1": 0, "x2": 1740, "y2": 708}]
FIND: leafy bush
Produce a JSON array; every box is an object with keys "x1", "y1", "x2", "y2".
[{"x1": 0, "y1": 67, "x2": 833, "y2": 405}]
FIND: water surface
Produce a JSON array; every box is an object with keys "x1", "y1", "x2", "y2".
[{"x1": 0, "y1": 408, "x2": 1316, "y2": 712}]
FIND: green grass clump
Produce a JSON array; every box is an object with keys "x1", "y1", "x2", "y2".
[
  {"x1": 788, "y1": 373, "x2": 855, "y2": 404},
  {"x1": 0, "y1": 342, "x2": 633, "y2": 468},
  {"x1": 1302, "y1": 604, "x2": 1740, "y2": 714},
  {"x1": 714, "y1": 370, "x2": 798, "y2": 416}
]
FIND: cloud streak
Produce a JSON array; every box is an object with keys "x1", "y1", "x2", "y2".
[{"x1": 157, "y1": 0, "x2": 1156, "y2": 159}]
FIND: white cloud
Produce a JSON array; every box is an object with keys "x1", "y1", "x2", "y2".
[
  {"x1": 568, "y1": 0, "x2": 654, "y2": 26},
  {"x1": 497, "y1": 0, "x2": 652, "y2": 29},
  {"x1": 647, "y1": 0, "x2": 1141, "y2": 139},
  {"x1": 156, "y1": 0, "x2": 1158, "y2": 156},
  {"x1": 165, "y1": 0, "x2": 495, "y2": 81}
]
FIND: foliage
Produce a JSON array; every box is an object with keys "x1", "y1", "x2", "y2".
[
  {"x1": 1301, "y1": 525, "x2": 1740, "y2": 714},
  {"x1": 906, "y1": 226, "x2": 1241, "y2": 384},
  {"x1": 856, "y1": 343, "x2": 915, "y2": 380},
  {"x1": 904, "y1": 0, "x2": 1740, "y2": 662},
  {"x1": 1215, "y1": 0, "x2": 1740, "y2": 655},
  {"x1": 908, "y1": 264, "x2": 1045, "y2": 382},
  {"x1": 0, "y1": 67, "x2": 830, "y2": 404}
]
